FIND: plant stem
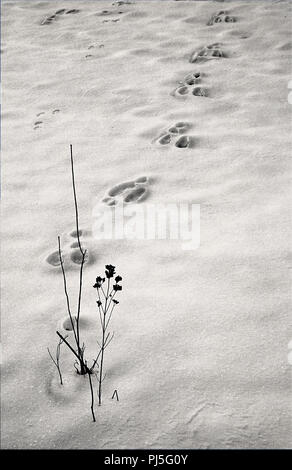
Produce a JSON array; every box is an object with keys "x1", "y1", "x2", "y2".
[
  {"x1": 58, "y1": 236, "x2": 78, "y2": 347},
  {"x1": 104, "y1": 304, "x2": 115, "y2": 331},
  {"x1": 98, "y1": 322, "x2": 106, "y2": 406},
  {"x1": 88, "y1": 371, "x2": 96, "y2": 422},
  {"x1": 98, "y1": 279, "x2": 110, "y2": 405},
  {"x1": 47, "y1": 347, "x2": 63, "y2": 385},
  {"x1": 70, "y1": 144, "x2": 84, "y2": 255},
  {"x1": 56, "y1": 331, "x2": 90, "y2": 374},
  {"x1": 90, "y1": 347, "x2": 102, "y2": 373},
  {"x1": 69, "y1": 144, "x2": 87, "y2": 375},
  {"x1": 76, "y1": 250, "x2": 87, "y2": 374}
]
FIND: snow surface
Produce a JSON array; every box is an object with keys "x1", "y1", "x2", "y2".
[{"x1": 1, "y1": 0, "x2": 291, "y2": 449}]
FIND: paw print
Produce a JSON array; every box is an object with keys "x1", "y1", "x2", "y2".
[
  {"x1": 45, "y1": 229, "x2": 93, "y2": 270},
  {"x1": 41, "y1": 8, "x2": 80, "y2": 25},
  {"x1": 189, "y1": 43, "x2": 225, "y2": 63},
  {"x1": 207, "y1": 10, "x2": 236, "y2": 26},
  {"x1": 155, "y1": 122, "x2": 194, "y2": 149},
  {"x1": 171, "y1": 72, "x2": 209, "y2": 98},
  {"x1": 102, "y1": 176, "x2": 150, "y2": 206},
  {"x1": 33, "y1": 109, "x2": 60, "y2": 130}
]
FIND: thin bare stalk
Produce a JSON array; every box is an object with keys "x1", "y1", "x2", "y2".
[
  {"x1": 56, "y1": 331, "x2": 90, "y2": 374},
  {"x1": 76, "y1": 250, "x2": 87, "y2": 374},
  {"x1": 104, "y1": 331, "x2": 115, "y2": 349},
  {"x1": 69, "y1": 144, "x2": 87, "y2": 375},
  {"x1": 58, "y1": 236, "x2": 78, "y2": 346},
  {"x1": 70, "y1": 144, "x2": 84, "y2": 255},
  {"x1": 47, "y1": 337, "x2": 65, "y2": 385},
  {"x1": 90, "y1": 348, "x2": 102, "y2": 373},
  {"x1": 104, "y1": 304, "x2": 116, "y2": 331},
  {"x1": 88, "y1": 370, "x2": 96, "y2": 422},
  {"x1": 98, "y1": 321, "x2": 106, "y2": 405}
]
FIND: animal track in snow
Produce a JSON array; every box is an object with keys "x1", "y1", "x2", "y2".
[
  {"x1": 98, "y1": 9, "x2": 112, "y2": 16},
  {"x1": 67, "y1": 231, "x2": 92, "y2": 265},
  {"x1": 155, "y1": 122, "x2": 194, "y2": 149},
  {"x1": 41, "y1": 14, "x2": 56, "y2": 25},
  {"x1": 123, "y1": 186, "x2": 146, "y2": 203},
  {"x1": 33, "y1": 120, "x2": 43, "y2": 130},
  {"x1": 192, "y1": 87, "x2": 208, "y2": 97},
  {"x1": 102, "y1": 18, "x2": 120, "y2": 23},
  {"x1": 158, "y1": 134, "x2": 171, "y2": 145},
  {"x1": 97, "y1": 7, "x2": 124, "y2": 22},
  {"x1": 169, "y1": 121, "x2": 191, "y2": 134},
  {"x1": 46, "y1": 251, "x2": 61, "y2": 267},
  {"x1": 189, "y1": 43, "x2": 225, "y2": 63},
  {"x1": 173, "y1": 85, "x2": 189, "y2": 96},
  {"x1": 70, "y1": 248, "x2": 90, "y2": 265},
  {"x1": 33, "y1": 109, "x2": 60, "y2": 130},
  {"x1": 135, "y1": 176, "x2": 148, "y2": 183},
  {"x1": 102, "y1": 176, "x2": 150, "y2": 206},
  {"x1": 60, "y1": 316, "x2": 77, "y2": 332},
  {"x1": 46, "y1": 230, "x2": 93, "y2": 270},
  {"x1": 41, "y1": 8, "x2": 80, "y2": 25},
  {"x1": 101, "y1": 196, "x2": 117, "y2": 206},
  {"x1": 184, "y1": 72, "x2": 201, "y2": 85},
  {"x1": 58, "y1": 314, "x2": 90, "y2": 333},
  {"x1": 175, "y1": 135, "x2": 191, "y2": 148},
  {"x1": 108, "y1": 180, "x2": 136, "y2": 197},
  {"x1": 84, "y1": 43, "x2": 105, "y2": 59},
  {"x1": 207, "y1": 10, "x2": 236, "y2": 26},
  {"x1": 112, "y1": 1, "x2": 133, "y2": 5},
  {"x1": 69, "y1": 229, "x2": 87, "y2": 239},
  {"x1": 171, "y1": 72, "x2": 208, "y2": 98},
  {"x1": 70, "y1": 241, "x2": 80, "y2": 249}
]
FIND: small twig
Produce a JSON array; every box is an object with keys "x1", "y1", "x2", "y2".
[
  {"x1": 47, "y1": 337, "x2": 65, "y2": 385},
  {"x1": 104, "y1": 304, "x2": 116, "y2": 331},
  {"x1": 101, "y1": 373, "x2": 107, "y2": 383},
  {"x1": 58, "y1": 237, "x2": 78, "y2": 346},
  {"x1": 100, "y1": 285, "x2": 107, "y2": 301},
  {"x1": 76, "y1": 249, "x2": 87, "y2": 352},
  {"x1": 104, "y1": 331, "x2": 115, "y2": 349},
  {"x1": 103, "y1": 331, "x2": 111, "y2": 347},
  {"x1": 111, "y1": 389, "x2": 119, "y2": 401},
  {"x1": 104, "y1": 290, "x2": 117, "y2": 316},
  {"x1": 87, "y1": 365, "x2": 96, "y2": 422},
  {"x1": 90, "y1": 348, "x2": 102, "y2": 373},
  {"x1": 70, "y1": 144, "x2": 87, "y2": 375},
  {"x1": 56, "y1": 331, "x2": 90, "y2": 374},
  {"x1": 97, "y1": 302, "x2": 104, "y2": 329},
  {"x1": 70, "y1": 144, "x2": 84, "y2": 255}
]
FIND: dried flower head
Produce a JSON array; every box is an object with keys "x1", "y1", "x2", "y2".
[
  {"x1": 113, "y1": 284, "x2": 122, "y2": 292},
  {"x1": 93, "y1": 276, "x2": 105, "y2": 289},
  {"x1": 105, "y1": 264, "x2": 116, "y2": 278}
]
